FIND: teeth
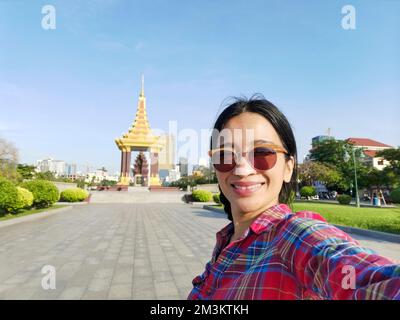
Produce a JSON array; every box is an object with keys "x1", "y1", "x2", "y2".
[{"x1": 233, "y1": 184, "x2": 262, "y2": 190}]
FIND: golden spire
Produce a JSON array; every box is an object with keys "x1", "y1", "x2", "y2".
[
  {"x1": 127, "y1": 75, "x2": 151, "y2": 136},
  {"x1": 140, "y1": 73, "x2": 144, "y2": 97}
]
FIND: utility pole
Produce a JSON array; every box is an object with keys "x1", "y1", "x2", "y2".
[{"x1": 352, "y1": 147, "x2": 360, "y2": 208}]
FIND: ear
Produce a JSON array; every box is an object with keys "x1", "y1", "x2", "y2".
[{"x1": 283, "y1": 156, "x2": 295, "y2": 183}]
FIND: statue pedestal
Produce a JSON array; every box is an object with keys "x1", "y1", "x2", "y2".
[
  {"x1": 149, "y1": 175, "x2": 161, "y2": 186},
  {"x1": 134, "y1": 174, "x2": 143, "y2": 186},
  {"x1": 118, "y1": 176, "x2": 130, "y2": 186}
]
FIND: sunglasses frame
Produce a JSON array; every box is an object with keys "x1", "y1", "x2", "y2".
[{"x1": 208, "y1": 143, "x2": 289, "y2": 172}]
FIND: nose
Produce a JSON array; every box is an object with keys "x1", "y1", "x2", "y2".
[{"x1": 232, "y1": 153, "x2": 256, "y2": 176}]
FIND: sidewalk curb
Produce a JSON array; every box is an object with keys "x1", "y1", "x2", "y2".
[
  {"x1": 202, "y1": 205, "x2": 400, "y2": 244},
  {"x1": 0, "y1": 206, "x2": 73, "y2": 229},
  {"x1": 190, "y1": 202, "x2": 218, "y2": 207},
  {"x1": 331, "y1": 225, "x2": 400, "y2": 244}
]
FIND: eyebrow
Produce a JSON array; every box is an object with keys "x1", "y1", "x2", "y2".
[{"x1": 219, "y1": 139, "x2": 276, "y2": 148}]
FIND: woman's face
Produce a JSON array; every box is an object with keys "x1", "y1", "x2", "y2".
[{"x1": 215, "y1": 112, "x2": 294, "y2": 216}]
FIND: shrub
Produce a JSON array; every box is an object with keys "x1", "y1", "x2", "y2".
[
  {"x1": 390, "y1": 188, "x2": 400, "y2": 204},
  {"x1": 337, "y1": 194, "x2": 352, "y2": 205},
  {"x1": 60, "y1": 188, "x2": 89, "y2": 202},
  {"x1": 16, "y1": 187, "x2": 34, "y2": 209},
  {"x1": 21, "y1": 180, "x2": 59, "y2": 208},
  {"x1": 191, "y1": 190, "x2": 213, "y2": 202},
  {"x1": 213, "y1": 193, "x2": 221, "y2": 204},
  {"x1": 0, "y1": 177, "x2": 19, "y2": 213},
  {"x1": 300, "y1": 186, "x2": 316, "y2": 198}
]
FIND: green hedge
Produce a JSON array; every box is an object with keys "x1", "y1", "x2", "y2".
[
  {"x1": 390, "y1": 188, "x2": 400, "y2": 204},
  {"x1": 60, "y1": 188, "x2": 89, "y2": 202},
  {"x1": 16, "y1": 187, "x2": 34, "y2": 209},
  {"x1": 300, "y1": 186, "x2": 316, "y2": 198},
  {"x1": 0, "y1": 177, "x2": 19, "y2": 213},
  {"x1": 213, "y1": 193, "x2": 221, "y2": 204},
  {"x1": 337, "y1": 194, "x2": 352, "y2": 205},
  {"x1": 21, "y1": 180, "x2": 59, "y2": 208},
  {"x1": 191, "y1": 190, "x2": 213, "y2": 202}
]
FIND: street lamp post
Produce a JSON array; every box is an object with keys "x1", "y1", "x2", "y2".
[{"x1": 352, "y1": 147, "x2": 360, "y2": 208}]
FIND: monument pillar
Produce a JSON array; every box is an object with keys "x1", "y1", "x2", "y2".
[
  {"x1": 125, "y1": 148, "x2": 131, "y2": 178},
  {"x1": 149, "y1": 150, "x2": 161, "y2": 186},
  {"x1": 119, "y1": 148, "x2": 131, "y2": 185},
  {"x1": 120, "y1": 151, "x2": 125, "y2": 178}
]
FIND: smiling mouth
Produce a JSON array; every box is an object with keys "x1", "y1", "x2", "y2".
[{"x1": 231, "y1": 182, "x2": 265, "y2": 191}]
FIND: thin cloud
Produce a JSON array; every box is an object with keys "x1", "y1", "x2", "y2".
[{"x1": 134, "y1": 41, "x2": 145, "y2": 52}]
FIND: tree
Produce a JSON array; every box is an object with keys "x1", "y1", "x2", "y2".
[
  {"x1": 298, "y1": 161, "x2": 342, "y2": 189},
  {"x1": 0, "y1": 138, "x2": 19, "y2": 181},
  {"x1": 35, "y1": 171, "x2": 56, "y2": 181},
  {"x1": 308, "y1": 139, "x2": 367, "y2": 192},
  {"x1": 300, "y1": 186, "x2": 316, "y2": 198},
  {"x1": 376, "y1": 147, "x2": 400, "y2": 179},
  {"x1": 17, "y1": 164, "x2": 36, "y2": 181},
  {"x1": 309, "y1": 139, "x2": 358, "y2": 166}
]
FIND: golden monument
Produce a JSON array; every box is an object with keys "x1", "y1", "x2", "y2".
[{"x1": 115, "y1": 75, "x2": 165, "y2": 186}]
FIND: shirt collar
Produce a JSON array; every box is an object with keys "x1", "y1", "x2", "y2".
[{"x1": 216, "y1": 203, "x2": 293, "y2": 241}]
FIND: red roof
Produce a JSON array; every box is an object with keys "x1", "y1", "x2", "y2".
[
  {"x1": 363, "y1": 150, "x2": 378, "y2": 158},
  {"x1": 347, "y1": 138, "x2": 392, "y2": 148}
]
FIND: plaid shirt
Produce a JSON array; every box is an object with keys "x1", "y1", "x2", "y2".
[{"x1": 188, "y1": 203, "x2": 400, "y2": 300}]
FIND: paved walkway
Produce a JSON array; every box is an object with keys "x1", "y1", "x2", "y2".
[
  {"x1": 89, "y1": 190, "x2": 187, "y2": 203},
  {"x1": 0, "y1": 203, "x2": 398, "y2": 300}
]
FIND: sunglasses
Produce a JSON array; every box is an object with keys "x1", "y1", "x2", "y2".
[{"x1": 208, "y1": 143, "x2": 289, "y2": 172}]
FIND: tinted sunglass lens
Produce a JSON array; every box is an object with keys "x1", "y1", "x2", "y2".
[
  {"x1": 212, "y1": 151, "x2": 235, "y2": 172},
  {"x1": 252, "y1": 147, "x2": 277, "y2": 170}
]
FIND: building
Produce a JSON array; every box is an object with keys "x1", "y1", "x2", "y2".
[
  {"x1": 311, "y1": 135, "x2": 335, "y2": 148},
  {"x1": 36, "y1": 158, "x2": 77, "y2": 178},
  {"x1": 85, "y1": 168, "x2": 119, "y2": 184},
  {"x1": 347, "y1": 138, "x2": 392, "y2": 170},
  {"x1": 166, "y1": 167, "x2": 181, "y2": 183},
  {"x1": 303, "y1": 135, "x2": 335, "y2": 162},
  {"x1": 65, "y1": 163, "x2": 77, "y2": 179}
]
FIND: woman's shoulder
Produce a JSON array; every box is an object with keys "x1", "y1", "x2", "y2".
[{"x1": 282, "y1": 209, "x2": 357, "y2": 245}]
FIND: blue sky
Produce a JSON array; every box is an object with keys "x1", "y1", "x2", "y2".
[{"x1": 1, "y1": 0, "x2": 399, "y2": 174}]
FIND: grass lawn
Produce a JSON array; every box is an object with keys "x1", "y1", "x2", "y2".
[
  {"x1": 210, "y1": 202, "x2": 400, "y2": 235},
  {"x1": 0, "y1": 205, "x2": 68, "y2": 222},
  {"x1": 293, "y1": 202, "x2": 400, "y2": 235}
]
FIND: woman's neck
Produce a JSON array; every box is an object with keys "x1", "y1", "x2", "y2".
[{"x1": 230, "y1": 199, "x2": 279, "y2": 242}]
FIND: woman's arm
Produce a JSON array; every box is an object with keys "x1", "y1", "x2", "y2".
[{"x1": 283, "y1": 214, "x2": 400, "y2": 299}]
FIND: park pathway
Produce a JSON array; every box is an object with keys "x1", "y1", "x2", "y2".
[{"x1": 0, "y1": 202, "x2": 398, "y2": 299}]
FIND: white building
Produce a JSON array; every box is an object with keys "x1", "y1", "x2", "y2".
[
  {"x1": 36, "y1": 158, "x2": 78, "y2": 178},
  {"x1": 347, "y1": 138, "x2": 392, "y2": 171},
  {"x1": 36, "y1": 158, "x2": 64, "y2": 176},
  {"x1": 85, "y1": 168, "x2": 119, "y2": 184},
  {"x1": 167, "y1": 166, "x2": 181, "y2": 183}
]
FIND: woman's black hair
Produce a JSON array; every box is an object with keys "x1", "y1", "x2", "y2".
[{"x1": 210, "y1": 94, "x2": 298, "y2": 221}]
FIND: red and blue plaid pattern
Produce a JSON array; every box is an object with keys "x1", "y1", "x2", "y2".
[{"x1": 188, "y1": 203, "x2": 400, "y2": 300}]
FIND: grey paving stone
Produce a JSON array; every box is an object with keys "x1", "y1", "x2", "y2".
[
  {"x1": 2, "y1": 202, "x2": 393, "y2": 300},
  {"x1": 112, "y1": 267, "x2": 133, "y2": 285},
  {"x1": 57, "y1": 286, "x2": 86, "y2": 300},
  {"x1": 87, "y1": 278, "x2": 112, "y2": 292},
  {"x1": 154, "y1": 281, "x2": 180, "y2": 300},
  {"x1": 82, "y1": 290, "x2": 109, "y2": 300},
  {"x1": 108, "y1": 284, "x2": 132, "y2": 300}
]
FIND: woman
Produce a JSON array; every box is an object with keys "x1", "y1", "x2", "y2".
[{"x1": 188, "y1": 95, "x2": 399, "y2": 300}]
